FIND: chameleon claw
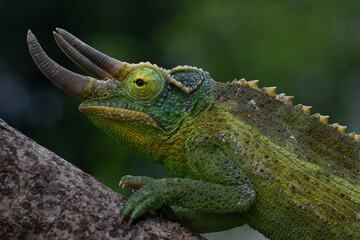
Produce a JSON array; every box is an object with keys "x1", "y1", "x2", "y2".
[
  {"x1": 119, "y1": 214, "x2": 126, "y2": 224},
  {"x1": 127, "y1": 218, "x2": 134, "y2": 226},
  {"x1": 119, "y1": 180, "x2": 123, "y2": 186}
]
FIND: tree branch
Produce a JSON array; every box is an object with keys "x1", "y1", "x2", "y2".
[{"x1": 0, "y1": 118, "x2": 205, "y2": 240}]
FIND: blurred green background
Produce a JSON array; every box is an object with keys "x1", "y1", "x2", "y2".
[{"x1": 1, "y1": 0, "x2": 359, "y2": 239}]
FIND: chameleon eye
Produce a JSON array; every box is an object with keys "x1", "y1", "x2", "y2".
[
  {"x1": 123, "y1": 67, "x2": 165, "y2": 102},
  {"x1": 135, "y1": 78, "x2": 145, "y2": 87}
]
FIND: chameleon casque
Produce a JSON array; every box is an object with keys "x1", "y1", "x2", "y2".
[{"x1": 27, "y1": 29, "x2": 360, "y2": 240}]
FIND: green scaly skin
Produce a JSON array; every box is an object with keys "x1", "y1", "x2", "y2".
[
  {"x1": 29, "y1": 31, "x2": 360, "y2": 239},
  {"x1": 81, "y1": 70, "x2": 360, "y2": 239}
]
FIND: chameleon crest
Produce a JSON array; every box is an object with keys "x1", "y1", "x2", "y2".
[{"x1": 28, "y1": 29, "x2": 360, "y2": 240}]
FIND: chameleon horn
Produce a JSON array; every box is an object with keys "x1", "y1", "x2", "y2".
[
  {"x1": 53, "y1": 31, "x2": 110, "y2": 80},
  {"x1": 27, "y1": 30, "x2": 93, "y2": 98},
  {"x1": 54, "y1": 28, "x2": 129, "y2": 79}
]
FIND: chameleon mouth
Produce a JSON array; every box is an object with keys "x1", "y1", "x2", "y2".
[{"x1": 79, "y1": 106, "x2": 163, "y2": 130}]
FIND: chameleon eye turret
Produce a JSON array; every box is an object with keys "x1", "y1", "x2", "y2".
[{"x1": 122, "y1": 67, "x2": 165, "y2": 103}]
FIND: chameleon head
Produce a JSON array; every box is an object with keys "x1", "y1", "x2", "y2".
[{"x1": 27, "y1": 29, "x2": 214, "y2": 160}]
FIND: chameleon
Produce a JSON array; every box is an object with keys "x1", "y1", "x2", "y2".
[{"x1": 27, "y1": 29, "x2": 360, "y2": 240}]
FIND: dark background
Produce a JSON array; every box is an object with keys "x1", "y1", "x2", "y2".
[{"x1": 1, "y1": 1, "x2": 359, "y2": 239}]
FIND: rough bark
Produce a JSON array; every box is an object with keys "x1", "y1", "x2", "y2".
[{"x1": 0, "y1": 118, "x2": 205, "y2": 240}]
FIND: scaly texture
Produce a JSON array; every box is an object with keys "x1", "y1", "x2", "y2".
[{"x1": 27, "y1": 29, "x2": 360, "y2": 240}]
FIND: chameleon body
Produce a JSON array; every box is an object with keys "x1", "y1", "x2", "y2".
[{"x1": 27, "y1": 29, "x2": 360, "y2": 240}]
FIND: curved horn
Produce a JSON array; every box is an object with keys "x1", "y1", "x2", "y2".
[
  {"x1": 53, "y1": 31, "x2": 111, "y2": 80},
  {"x1": 27, "y1": 30, "x2": 91, "y2": 98},
  {"x1": 55, "y1": 28, "x2": 129, "y2": 78}
]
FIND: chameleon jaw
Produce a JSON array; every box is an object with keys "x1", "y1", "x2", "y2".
[{"x1": 79, "y1": 106, "x2": 163, "y2": 130}]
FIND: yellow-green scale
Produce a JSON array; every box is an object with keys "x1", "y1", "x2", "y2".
[{"x1": 201, "y1": 101, "x2": 360, "y2": 239}]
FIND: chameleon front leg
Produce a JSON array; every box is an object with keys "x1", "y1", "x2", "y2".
[
  {"x1": 119, "y1": 175, "x2": 254, "y2": 219},
  {"x1": 119, "y1": 130, "x2": 256, "y2": 232}
]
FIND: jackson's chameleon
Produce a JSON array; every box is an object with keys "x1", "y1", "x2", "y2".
[{"x1": 27, "y1": 29, "x2": 360, "y2": 240}]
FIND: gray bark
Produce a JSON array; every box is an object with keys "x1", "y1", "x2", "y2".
[{"x1": 0, "y1": 118, "x2": 205, "y2": 240}]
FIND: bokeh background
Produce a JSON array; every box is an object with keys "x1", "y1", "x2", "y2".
[{"x1": 1, "y1": 0, "x2": 360, "y2": 239}]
